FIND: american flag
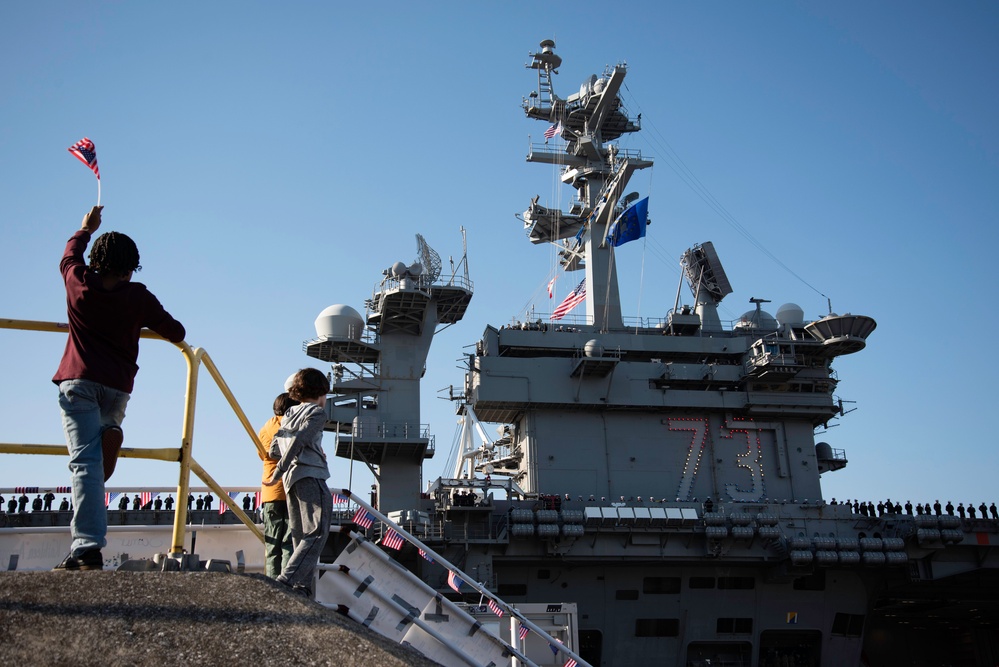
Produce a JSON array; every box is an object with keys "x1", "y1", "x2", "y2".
[
  {"x1": 551, "y1": 279, "x2": 586, "y2": 320},
  {"x1": 105, "y1": 492, "x2": 120, "y2": 507},
  {"x1": 547, "y1": 276, "x2": 556, "y2": 298},
  {"x1": 140, "y1": 492, "x2": 153, "y2": 508},
  {"x1": 565, "y1": 659, "x2": 577, "y2": 667},
  {"x1": 352, "y1": 508, "x2": 374, "y2": 529},
  {"x1": 418, "y1": 548, "x2": 434, "y2": 563},
  {"x1": 543, "y1": 122, "x2": 562, "y2": 141},
  {"x1": 254, "y1": 490, "x2": 261, "y2": 509},
  {"x1": 487, "y1": 599, "x2": 504, "y2": 617},
  {"x1": 518, "y1": 624, "x2": 530, "y2": 641},
  {"x1": 332, "y1": 492, "x2": 349, "y2": 505},
  {"x1": 447, "y1": 570, "x2": 463, "y2": 593},
  {"x1": 381, "y1": 528, "x2": 404, "y2": 550},
  {"x1": 221, "y1": 491, "x2": 238, "y2": 514},
  {"x1": 68, "y1": 137, "x2": 100, "y2": 180}
]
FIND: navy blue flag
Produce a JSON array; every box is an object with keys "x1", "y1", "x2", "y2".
[{"x1": 606, "y1": 197, "x2": 649, "y2": 247}]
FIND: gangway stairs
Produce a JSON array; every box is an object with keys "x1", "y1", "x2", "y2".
[{"x1": 317, "y1": 490, "x2": 588, "y2": 667}]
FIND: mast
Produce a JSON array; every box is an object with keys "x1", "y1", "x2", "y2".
[{"x1": 522, "y1": 40, "x2": 652, "y2": 330}]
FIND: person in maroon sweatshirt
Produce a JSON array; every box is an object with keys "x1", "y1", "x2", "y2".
[{"x1": 52, "y1": 205, "x2": 185, "y2": 570}]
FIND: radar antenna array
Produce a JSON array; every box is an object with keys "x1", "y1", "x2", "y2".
[{"x1": 416, "y1": 234, "x2": 442, "y2": 284}]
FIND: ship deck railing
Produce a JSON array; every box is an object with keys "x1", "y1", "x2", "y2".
[
  {"x1": 373, "y1": 272, "x2": 473, "y2": 296},
  {"x1": 0, "y1": 318, "x2": 268, "y2": 556},
  {"x1": 505, "y1": 313, "x2": 771, "y2": 335}
]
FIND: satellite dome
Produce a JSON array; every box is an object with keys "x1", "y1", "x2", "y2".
[
  {"x1": 314, "y1": 304, "x2": 364, "y2": 341},
  {"x1": 776, "y1": 303, "x2": 805, "y2": 328},
  {"x1": 735, "y1": 309, "x2": 778, "y2": 332},
  {"x1": 390, "y1": 261, "x2": 407, "y2": 277},
  {"x1": 583, "y1": 339, "x2": 604, "y2": 358}
]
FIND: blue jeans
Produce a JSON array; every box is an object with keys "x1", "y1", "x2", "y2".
[{"x1": 58, "y1": 379, "x2": 129, "y2": 556}]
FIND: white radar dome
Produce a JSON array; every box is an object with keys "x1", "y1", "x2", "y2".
[
  {"x1": 776, "y1": 303, "x2": 805, "y2": 328},
  {"x1": 314, "y1": 304, "x2": 364, "y2": 341},
  {"x1": 735, "y1": 309, "x2": 779, "y2": 332},
  {"x1": 584, "y1": 339, "x2": 604, "y2": 358}
]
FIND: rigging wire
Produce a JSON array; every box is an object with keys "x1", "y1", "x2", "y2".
[{"x1": 621, "y1": 82, "x2": 829, "y2": 302}]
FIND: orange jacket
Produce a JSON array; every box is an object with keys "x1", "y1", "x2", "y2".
[{"x1": 257, "y1": 416, "x2": 286, "y2": 503}]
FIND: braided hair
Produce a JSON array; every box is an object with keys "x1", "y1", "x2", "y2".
[{"x1": 88, "y1": 231, "x2": 142, "y2": 277}]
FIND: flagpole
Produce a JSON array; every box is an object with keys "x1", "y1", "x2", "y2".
[{"x1": 97, "y1": 179, "x2": 101, "y2": 207}]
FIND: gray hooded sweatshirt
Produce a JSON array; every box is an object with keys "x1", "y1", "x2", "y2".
[{"x1": 268, "y1": 402, "x2": 330, "y2": 491}]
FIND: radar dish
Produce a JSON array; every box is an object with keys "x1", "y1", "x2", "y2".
[{"x1": 415, "y1": 234, "x2": 442, "y2": 283}]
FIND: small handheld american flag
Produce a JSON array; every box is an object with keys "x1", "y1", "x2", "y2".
[
  {"x1": 352, "y1": 508, "x2": 374, "y2": 530},
  {"x1": 487, "y1": 598, "x2": 504, "y2": 617},
  {"x1": 67, "y1": 137, "x2": 101, "y2": 204},
  {"x1": 68, "y1": 137, "x2": 100, "y2": 179},
  {"x1": 380, "y1": 528, "x2": 404, "y2": 550}
]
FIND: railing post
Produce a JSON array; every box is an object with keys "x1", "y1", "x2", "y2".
[{"x1": 169, "y1": 344, "x2": 202, "y2": 555}]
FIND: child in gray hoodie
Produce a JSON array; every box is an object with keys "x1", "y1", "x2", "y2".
[{"x1": 265, "y1": 368, "x2": 333, "y2": 597}]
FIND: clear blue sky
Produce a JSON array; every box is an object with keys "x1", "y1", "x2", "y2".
[{"x1": 2, "y1": 1, "x2": 997, "y2": 508}]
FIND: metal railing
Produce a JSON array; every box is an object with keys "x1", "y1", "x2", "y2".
[
  {"x1": 322, "y1": 488, "x2": 591, "y2": 667},
  {"x1": 0, "y1": 318, "x2": 265, "y2": 555}
]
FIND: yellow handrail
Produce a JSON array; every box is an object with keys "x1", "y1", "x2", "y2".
[{"x1": 0, "y1": 318, "x2": 264, "y2": 554}]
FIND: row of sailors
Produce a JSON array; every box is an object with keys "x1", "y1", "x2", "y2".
[
  {"x1": 530, "y1": 495, "x2": 999, "y2": 521},
  {"x1": 1, "y1": 493, "x2": 260, "y2": 514},
  {"x1": 831, "y1": 498, "x2": 999, "y2": 520},
  {"x1": 500, "y1": 321, "x2": 580, "y2": 332}
]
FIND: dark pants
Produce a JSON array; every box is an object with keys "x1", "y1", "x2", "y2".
[{"x1": 262, "y1": 500, "x2": 293, "y2": 579}]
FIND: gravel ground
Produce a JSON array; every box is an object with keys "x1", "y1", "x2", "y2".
[{"x1": 0, "y1": 571, "x2": 443, "y2": 667}]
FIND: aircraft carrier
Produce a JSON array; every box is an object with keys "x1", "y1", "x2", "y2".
[{"x1": 304, "y1": 40, "x2": 999, "y2": 666}]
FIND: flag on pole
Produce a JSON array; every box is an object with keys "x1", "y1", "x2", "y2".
[
  {"x1": 487, "y1": 599, "x2": 504, "y2": 617},
  {"x1": 518, "y1": 624, "x2": 530, "y2": 641},
  {"x1": 221, "y1": 491, "x2": 238, "y2": 514},
  {"x1": 418, "y1": 548, "x2": 434, "y2": 563},
  {"x1": 447, "y1": 570, "x2": 463, "y2": 592},
  {"x1": 606, "y1": 197, "x2": 649, "y2": 247},
  {"x1": 352, "y1": 508, "x2": 374, "y2": 529},
  {"x1": 332, "y1": 492, "x2": 349, "y2": 505},
  {"x1": 547, "y1": 276, "x2": 556, "y2": 298},
  {"x1": 544, "y1": 121, "x2": 562, "y2": 142},
  {"x1": 551, "y1": 279, "x2": 586, "y2": 320},
  {"x1": 68, "y1": 137, "x2": 100, "y2": 180},
  {"x1": 381, "y1": 528, "x2": 404, "y2": 550}
]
